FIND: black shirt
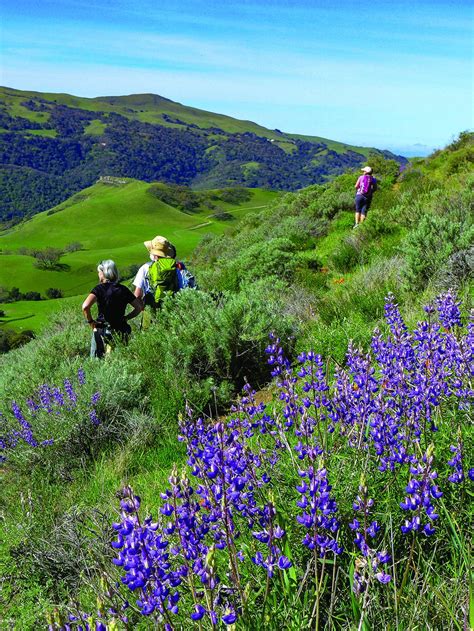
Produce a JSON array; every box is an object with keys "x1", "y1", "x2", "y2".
[{"x1": 90, "y1": 282, "x2": 135, "y2": 332}]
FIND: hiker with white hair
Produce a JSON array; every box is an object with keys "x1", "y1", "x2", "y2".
[
  {"x1": 82, "y1": 259, "x2": 142, "y2": 358},
  {"x1": 354, "y1": 166, "x2": 377, "y2": 227}
]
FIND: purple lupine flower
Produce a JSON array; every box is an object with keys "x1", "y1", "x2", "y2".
[
  {"x1": 38, "y1": 384, "x2": 53, "y2": 413},
  {"x1": 266, "y1": 334, "x2": 298, "y2": 428},
  {"x1": 77, "y1": 367, "x2": 86, "y2": 385},
  {"x1": 26, "y1": 398, "x2": 39, "y2": 414},
  {"x1": 400, "y1": 450, "x2": 442, "y2": 536},
  {"x1": 89, "y1": 409, "x2": 100, "y2": 425},
  {"x1": 51, "y1": 386, "x2": 65, "y2": 408},
  {"x1": 106, "y1": 291, "x2": 472, "y2": 624},
  {"x1": 436, "y1": 290, "x2": 462, "y2": 330},
  {"x1": 295, "y1": 466, "x2": 342, "y2": 557},
  {"x1": 350, "y1": 484, "x2": 391, "y2": 589},
  {"x1": 222, "y1": 609, "x2": 238, "y2": 624},
  {"x1": 447, "y1": 442, "x2": 465, "y2": 483},
  {"x1": 91, "y1": 392, "x2": 101, "y2": 405},
  {"x1": 63, "y1": 379, "x2": 77, "y2": 404},
  {"x1": 190, "y1": 604, "x2": 206, "y2": 621},
  {"x1": 11, "y1": 401, "x2": 38, "y2": 447}
]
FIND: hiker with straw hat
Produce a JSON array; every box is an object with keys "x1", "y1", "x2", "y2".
[
  {"x1": 354, "y1": 166, "x2": 377, "y2": 227},
  {"x1": 132, "y1": 235, "x2": 178, "y2": 327}
]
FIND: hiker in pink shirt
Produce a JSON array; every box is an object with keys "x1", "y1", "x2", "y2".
[{"x1": 354, "y1": 166, "x2": 377, "y2": 227}]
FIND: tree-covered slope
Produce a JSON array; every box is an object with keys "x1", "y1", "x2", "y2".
[{"x1": 0, "y1": 86, "x2": 406, "y2": 223}]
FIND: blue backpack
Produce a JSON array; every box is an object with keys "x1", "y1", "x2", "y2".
[{"x1": 176, "y1": 261, "x2": 197, "y2": 290}]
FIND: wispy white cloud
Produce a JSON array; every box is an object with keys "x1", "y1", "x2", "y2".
[{"x1": 4, "y1": 55, "x2": 472, "y2": 148}]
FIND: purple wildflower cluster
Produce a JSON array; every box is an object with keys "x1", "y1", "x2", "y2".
[
  {"x1": 108, "y1": 291, "x2": 472, "y2": 624},
  {"x1": 110, "y1": 388, "x2": 296, "y2": 627},
  {"x1": 0, "y1": 367, "x2": 101, "y2": 461}
]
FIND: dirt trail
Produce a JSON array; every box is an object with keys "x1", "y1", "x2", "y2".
[
  {"x1": 189, "y1": 205, "x2": 269, "y2": 230},
  {"x1": 189, "y1": 221, "x2": 212, "y2": 230}
]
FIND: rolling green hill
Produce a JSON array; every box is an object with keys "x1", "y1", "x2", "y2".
[
  {"x1": 0, "y1": 86, "x2": 406, "y2": 223},
  {"x1": 0, "y1": 181, "x2": 280, "y2": 332}
]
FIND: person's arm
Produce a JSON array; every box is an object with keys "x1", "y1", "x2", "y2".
[
  {"x1": 133, "y1": 286, "x2": 145, "y2": 311},
  {"x1": 126, "y1": 297, "x2": 143, "y2": 321},
  {"x1": 82, "y1": 293, "x2": 97, "y2": 328},
  {"x1": 132, "y1": 265, "x2": 147, "y2": 311}
]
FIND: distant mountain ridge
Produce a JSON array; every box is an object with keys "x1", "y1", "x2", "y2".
[{"x1": 0, "y1": 86, "x2": 407, "y2": 223}]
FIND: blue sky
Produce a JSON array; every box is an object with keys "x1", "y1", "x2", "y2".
[{"x1": 1, "y1": 0, "x2": 473, "y2": 153}]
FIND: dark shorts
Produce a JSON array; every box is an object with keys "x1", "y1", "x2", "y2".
[{"x1": 355, "y1": 194, "x2": 372, "y2": 215}]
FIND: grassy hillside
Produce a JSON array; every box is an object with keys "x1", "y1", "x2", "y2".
[
  {"x1": 0, "y1": 181, "x2": 279, "y2": 333},
  {"x1": 0, "y1": 135, "x2": 472, "y2": 630}
]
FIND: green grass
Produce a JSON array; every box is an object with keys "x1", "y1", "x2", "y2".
[
  {"x1": 0, "y1": 296, "x2": 78, "y2": 333},
  {"x1": 0, "y1": 429, "x2": 184, "y2": 629},
  {"x1": 23, "y1": 128, "x2": 58, "y2": 138},
  {"x1": 83, "y1": 120, "x2": 107, "y2": 136},
  {"x1": 0, "y1": 180, "x2": 279, "y2": 333},
  {"x1": 315, "y1": 211, "x2": 355, "y2": 263}
]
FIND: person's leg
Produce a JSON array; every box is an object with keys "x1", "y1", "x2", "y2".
[
  {"x1": 90, "y1": 332, "x2": 97, "y2": 358},
  {"x1": 360, "y1": 196, "x2": 371, "y2": 223},
  {"x1": 354, "y1": 195, "x2": 363, "y2": 226},
  {"x1": 92, "y1": 330, "x2": 105, "y2": 358}
]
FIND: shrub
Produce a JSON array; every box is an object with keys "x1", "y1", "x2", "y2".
[
  {"x1": 445, "y1": 130, "x2": 473, "y2": 152},
  {"x1": 0, "y1": 329, "x2": 35, "y2": 354},
  {"x1": 366, "y1": 153, "x2": 401, "y2": 184},
  {"x1": 127, "y1": 282, "x2": 298, "y2": 421},
  {"x1": 1, "y1": 355, "x2": 145, "y2": 479},
  {"x1": 32, "y1": 247, "x2": 63, "y2": 269},
  {"x1": 147, "y1": 183, "x2": 200, "y2": 213},
  {"x1": 119, "y1": 263, "x2": 141, "y2": 281},
  {"x1": 8, "y1": 287, "x2": 21, "y2": 301},
  {"x1": 433, "y1": 245, "x2": 474, "y2": 291},
  {"x1": 63, "y1": 241, "x2": 83, "y2": 253},
  {"x1": 23, "y1": 291, "x2": 42, "y2": 301},
  {"x1": 200, "y1": 237, "x2": 300, "y2": 292},
  {"x1": 218, "y1": 187, "x2": 252, "y2": 203},
  {"x1": 398, "y1": 166, "x2": 424, "y2": 188},
  {"x1": 46, "y1": 288, "x2": 64, "y2": 299},
  {"x1": 401, "y1": 213, "x2": 473, "y2": 289},
  {"x1": 211, "y1": 210, "x2": 233, "y2": 221}
]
